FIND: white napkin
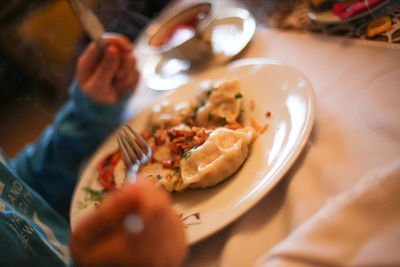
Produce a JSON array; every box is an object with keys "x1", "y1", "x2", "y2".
[{"x1": 256, "y1": 160, "x2": 400, "y2": 267}]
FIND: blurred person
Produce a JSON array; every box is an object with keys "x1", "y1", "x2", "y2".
[{"x1": 0, "y1": 33, "x2": 187, "y2": 266}]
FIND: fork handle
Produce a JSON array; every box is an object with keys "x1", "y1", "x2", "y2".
[{"x1": 127, "y1": 165, "x2": 139, "y2": 182}]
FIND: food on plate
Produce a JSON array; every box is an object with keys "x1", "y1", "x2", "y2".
[
  {"x1": 195, "y1": 80, "x2": 243, "y2": 126},
  {"x1": 96, "y1": 151, "x2": 122, "y2": 190},
  {"x1": 250, "y1": 118, "x2": 269, "y2": 134},
  {"x1": 367, "y1": 14, "x2": 392, "y2": 38},
  {"x1": 178, "y1": 127, "x2": 255, "y2": 190},
  {"x1": 92, "y1": 79, "x2": 265, "y2": 195}
]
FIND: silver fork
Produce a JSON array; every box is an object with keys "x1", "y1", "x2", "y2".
[
  {"x1": 116, "y1": 124, "x2": 152, "y2": 182},
  {"x1": 67, "y1": 0, "x2": 105, "y2": 49},
  {"x1": 116, "y1": 124, "x2": 152, "y2": 234}
]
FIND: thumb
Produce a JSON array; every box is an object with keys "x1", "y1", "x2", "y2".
[
  {"x1": 92, "y1": 44, "x2": 121, "y2": 86},
  {"x1": 76, "y1": 42, "x2": 101, "y2": 84}
]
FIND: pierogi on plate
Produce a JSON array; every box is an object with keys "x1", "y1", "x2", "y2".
[{"x1": 96, "y1": 79, "x2": 260, "y2": 193}]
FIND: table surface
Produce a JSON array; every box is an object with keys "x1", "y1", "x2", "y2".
[{"x1": 124, "y1": 1, "x2": 400, "y2": 266}]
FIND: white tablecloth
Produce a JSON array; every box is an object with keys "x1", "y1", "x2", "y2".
[{"x1": 127, "y1": 27, "x2": 400, "y2": 266}]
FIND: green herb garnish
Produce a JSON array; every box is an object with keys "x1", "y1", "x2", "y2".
[
  {"x1": 192, "y1": 101, "x2": 205, "y2": 117},
  {"x1": 171, "y1": 166, "x2": 180, "y2": 173},
  {"x1": 235, "y1": 92, "x2": 243, "y2": 99},
  {"x1": 219, "y1": 117, "x2": 227, "y2": 126},
  {"x1": 182, "y1": 146, "x2": 198, "y2": 158},
  {"x1": 206, "y1": 87, "x2": 216, "y2": 97},
  {"x1": 83, "y1": 187, "x2": 105, "y2": 202},
  {"x1": 157, "y1": 174, "x2": 162, "y2": 180},
  {"x1": 152, "y1": 126, "x2": 160, "y2": 134},
  {"x1": 124, "y1": 136, "x2": 133, "y2": 146},
  {"x1": 193, "y1": 100, "x2": 205, "y2": 114}
]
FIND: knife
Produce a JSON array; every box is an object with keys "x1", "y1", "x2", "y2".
[{"x1": 67, "y1": 0, "x2": 105, "y2": 48}]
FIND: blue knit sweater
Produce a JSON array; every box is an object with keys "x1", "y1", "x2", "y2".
[{"x1": 0, "y1": 81, "x2": 127, "y2": 266}]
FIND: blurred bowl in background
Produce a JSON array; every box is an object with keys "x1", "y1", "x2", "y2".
[
  {"x1": 139, "y1": 1, "x2": 217, "y2": 63},
  {"x1": 138, "y1": 4, "x2": 257, "y2": 91}
]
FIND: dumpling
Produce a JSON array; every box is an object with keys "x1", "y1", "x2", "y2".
[
  {"x1": 196, "y1": 80, "x2": 242, "y2": 126},
  {"x1": 176, "y1": 127, "x2": 256, "y2": 191},
  {"x1": 151, "y1": 100, "x2": 192, "y2": 128},
  {"x1": 139, "y1": 163, "x2": 180, "y2": 192}
]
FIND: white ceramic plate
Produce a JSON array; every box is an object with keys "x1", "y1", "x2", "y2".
[
  {"x1": 70, "y1": 58, "x2": 316, "y2": 245},
  {"x1": 307, "y1": 0, "x2": 391, "y2": 24}
]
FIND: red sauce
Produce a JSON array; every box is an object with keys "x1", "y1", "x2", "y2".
[
  {"x1": 97, "y1": 151, "x2": 121, "y2": 190},
  {"x1": 157, "y1": 12, "x2": 206, "y2": 47}
]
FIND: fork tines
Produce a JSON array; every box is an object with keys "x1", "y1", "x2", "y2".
[{"x1": 116, "y1": 124, "x2": 152, "y2": 168}]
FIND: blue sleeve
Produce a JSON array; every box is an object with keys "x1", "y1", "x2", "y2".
[{"x1": 10, "y1": 80, "x2": 129, "y2": 215}]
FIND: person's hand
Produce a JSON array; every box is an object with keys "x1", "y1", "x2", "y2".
[
  {"x1": 76, "y1": 33, "x2": 139, "y2": 104},
  {"x1": 70, "y1": 180, "x2": 187, "y2": 267}
]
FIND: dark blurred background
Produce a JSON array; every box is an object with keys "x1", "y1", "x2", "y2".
[
  {"x1": 0, "y1": 0, "x2": 304, "y2": 157},
  {"x1": 0, "y1": 0, "x2": 170, "y2": 157}
]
